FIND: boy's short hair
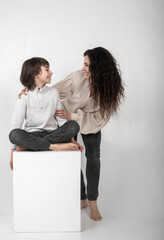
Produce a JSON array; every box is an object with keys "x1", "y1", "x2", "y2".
[{"x1": 20, "y1": 57, "x2": 49, "y2": 90}]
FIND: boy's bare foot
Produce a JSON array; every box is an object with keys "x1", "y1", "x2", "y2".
[
  {"x1": 49, "y1": 143, "x2": 79, "y2": 151},
  {"x1": 71, "y1": 138, "x2": 84, "y2": 152},
  {"x1": 16, "y1": 145, "x2": 28, "y2": 151},
  {"x1": 88, "y1": 200, "x2": 102, "y2": 221},
  {"x1": 81, "y1": 199, "x2": 88, "y2": 209}
]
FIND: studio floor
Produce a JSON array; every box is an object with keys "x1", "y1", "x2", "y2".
[{"x1": 0, "y1": 205, "x2": 163, "y2": 240}]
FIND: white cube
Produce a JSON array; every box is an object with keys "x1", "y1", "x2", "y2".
[{"x1": 13, "y1": 151, "x2": 81, "y2": 232}]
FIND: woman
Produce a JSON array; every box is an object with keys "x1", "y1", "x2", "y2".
[{"x1": 53, "y1": 47, "x2": 125, "y2": 221}]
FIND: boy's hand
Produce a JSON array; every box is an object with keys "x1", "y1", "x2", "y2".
[
  {"x1": 56, "y1": 109, "x2": 71, "y2": 120},
  {"x1": 18, "y1": 88, "x2": 29, "y2": 99},
  {"x1": 71, "y1": 138, "x2": 84, "y2": 152},
  {"x1": 10, "y1": 149, "x2": 15, "y2": 171}
]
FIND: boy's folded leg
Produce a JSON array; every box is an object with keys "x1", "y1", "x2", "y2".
[
  {"x1": 44, "y1": 120, "x2": 80, "y2": 143},
  {"x1": 9, "y1": 129, "x2": 50, "y2": 151}
]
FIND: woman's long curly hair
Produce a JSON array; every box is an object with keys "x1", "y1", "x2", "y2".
[{"x1": 84, "y1": 47, "x2": 125, "y2": 119}]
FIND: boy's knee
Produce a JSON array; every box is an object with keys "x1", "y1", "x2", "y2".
[
  {"x1": 69, "y1": 120, "x2": 80, "y2": 135},
  {"x1": 9, "y1": 129, "x2": 22, "y2": 143}
]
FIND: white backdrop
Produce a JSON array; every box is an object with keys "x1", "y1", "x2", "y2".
[{"x1": 0, "y1": 0, "x2": 163, "y2": 223}]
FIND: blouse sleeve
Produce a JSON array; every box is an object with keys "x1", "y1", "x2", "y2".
[
  {"x1": 52, "y1": 73, "x2": 73, "y2": 100},
  {"x1": 52, "y1": 71, "x2": 110, "y2": 134}
]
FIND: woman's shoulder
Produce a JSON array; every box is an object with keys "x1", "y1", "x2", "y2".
[{"x1": 71, "y1": 70, "x2": 86, "y2": 86}]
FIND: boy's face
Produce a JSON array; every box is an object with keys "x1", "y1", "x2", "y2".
[{"x1": 35, "y1": 65, "x2": 53, "y2": 87}]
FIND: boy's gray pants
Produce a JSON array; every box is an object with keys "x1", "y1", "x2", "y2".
[{"x1": 9, "y1": 120, "x2": 79, "y2": 151}]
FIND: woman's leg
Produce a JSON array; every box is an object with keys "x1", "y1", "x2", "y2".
[
  {"x1": 81, "y1": 131, "x2": 102, "y2": 220},
  {"x1": 81, "y1": 131, "x2": 101, "y2": 200},
  {"x1": 44, "y1": 120, "x2": 79, "y2": 143},
  {"x1": 9, "y1": 129, "x2": 50, "y2": 151},
  {"x1": 74, "y1": 135, "x2": 87, "y2": 201}
]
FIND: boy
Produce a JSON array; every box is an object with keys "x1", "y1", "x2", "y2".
[{"x1": 9, "y1": 57, "x2": 83, "y2": 170}]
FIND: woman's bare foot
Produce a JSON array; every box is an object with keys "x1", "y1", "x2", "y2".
[
  {"x1": 81, "y1": 199, "x2": 88, "y2": 209},
  {"x1": 16, "y1": 145, "x2": 28, "y2": 151},
  {"x1": 49, "y1": 143, "x2": 79, "y2": 151},
  {"x1": 88, "y1": 200, "x2": 102, "y2": 221}
]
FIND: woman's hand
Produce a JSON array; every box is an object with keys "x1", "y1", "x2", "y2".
[
  {"x1": 71, "y1": 138, "x2": 84, "y2": 152},
  {"x1": 18, "y1": 88, "x2": 29, "y2": 99},
  {"x1": 56, "y1": 109, "x2": 71, "y2": 120}
]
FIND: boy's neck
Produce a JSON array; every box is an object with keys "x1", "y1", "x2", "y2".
[{"x1": 36, "y1": 83, "x2": 45, "y2": 88}]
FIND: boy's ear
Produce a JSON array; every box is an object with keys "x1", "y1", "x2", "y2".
[
  {"x1": 34, "y1": 72, "x2": 39, "y2": 80},
  {"x1": 34, "y1": 68, "x2": 42, "y2": 80},
  {"x1": 34, "y1": 75, "x2": 38, "y2": 84}
]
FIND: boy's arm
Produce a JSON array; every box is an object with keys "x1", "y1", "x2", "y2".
[
  {"x1": 9, "y1": 96, "x2": 27, "y2": 170},
  {"x1": 10, "y1": 96, "x2": 27, "y2": 149},
  {"x1": 10, "y1": 149, "x2": 15, "y2": 170},
  {"x1": 55, "y1": 90, "x2": 67, "y2": 127},
  {"x1": 12, "y1": 96, "x2": 27, "y2": 129}
]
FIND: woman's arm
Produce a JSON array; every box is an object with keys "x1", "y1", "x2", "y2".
[
  {"x1": 52, "y1": 73, "x2": 73, "y2": 100},
  {"x1": 19, "y1": 73, "x2": 73, "y2": 99},
  {"x1": 56, "y1": 108, "x2": 110, "y2": 134}
]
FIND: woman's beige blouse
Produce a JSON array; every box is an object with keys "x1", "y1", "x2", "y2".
[{"x1": 53, "y1": 70, "x2": 110, "y2": 134}]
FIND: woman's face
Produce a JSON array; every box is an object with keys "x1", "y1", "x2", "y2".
[{"x1": 82, "y1": 55, "x2": 91, "y2": 79}]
